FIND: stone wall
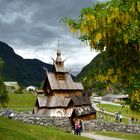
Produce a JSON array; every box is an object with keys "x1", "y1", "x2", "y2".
[
  {"x1": 0, "y1": 109, "x2": 71, "y2": 132},
  {"x1": 0, "y1": 109, "x2": 140, "y2": 134},
  {"x1": 84, "y1": 120, "x2": 140, "y2": 134}
]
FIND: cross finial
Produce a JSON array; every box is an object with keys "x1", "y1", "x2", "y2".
[{"x1": 58, "y1": 38, "x2": 60, "y2": 48}]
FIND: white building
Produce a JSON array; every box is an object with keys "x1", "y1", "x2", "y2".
[
  {"x1": 4, "y1": 81, "x2": 19, "y2": 90},
  {"x1": 26, "y1": 86, "x2": 37, "y2": 91}
]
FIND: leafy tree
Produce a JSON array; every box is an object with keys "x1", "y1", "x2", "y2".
[
  {"x1": 62, "y1": 0, "x2": 140, "y2": 111},
  {"x1": 0, "y1": 79, "x2": 8, "y2": 106},
  {"x1": 0, "y1": 58, "x2": 8, "y2": 106},
  {"x1": 129, "y1": 89, "x2": 140, "y2": 111}
]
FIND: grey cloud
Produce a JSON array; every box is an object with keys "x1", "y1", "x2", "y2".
[
  {"x1": 0, "y1": 0, "x2": 96, "y2": 73},
  {"x1": 0, "y1": 0, "x2": 94, "y2": 47}
]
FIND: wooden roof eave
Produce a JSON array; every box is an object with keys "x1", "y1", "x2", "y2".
[
  {"x1": 51, "y1": 89, "x2": 84, "y2": 91},
  {"x1": 74, "y1": 106, "x2": 96, "y2": 117},
  {"x1": 41, "y1": 106, "x2": 68, "y2": 108}
]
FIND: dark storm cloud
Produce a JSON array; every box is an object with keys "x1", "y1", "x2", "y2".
[
  {"x1": 0, "y1": 0, "x2": 93, "y2": 48},
  {"x1": 0, "y1": 0, "x2": 98, "y2": 74}
]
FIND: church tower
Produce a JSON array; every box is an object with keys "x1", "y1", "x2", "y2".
[{"x1": 33, "y1": 49, "x2": 96, "y2": 120}]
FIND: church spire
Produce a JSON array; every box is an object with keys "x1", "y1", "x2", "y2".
[{"x1": 56, "y1": 48, "x2": 62, "y2": 62}]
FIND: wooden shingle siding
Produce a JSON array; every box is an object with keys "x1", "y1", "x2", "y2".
[{"x1": 47, "y1": 73, "x2": 83, "y2": 90}]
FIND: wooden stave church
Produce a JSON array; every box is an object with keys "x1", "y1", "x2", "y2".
[{"x1": 33, "y1": 49, "x2": 96, "y2": 120}]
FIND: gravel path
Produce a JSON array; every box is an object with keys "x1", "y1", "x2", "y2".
[
  {"x1": 92, "y1": 102, "x2": 129, "y2": 119},
  {"x1": 81, "y1": 132, "x2": 126, "y2": 140}
]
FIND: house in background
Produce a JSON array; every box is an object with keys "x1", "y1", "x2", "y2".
[
  {"x1": 33, "y1": 49, "x2": 96, "y2": 120},
  {"x1": 26, "y1": 86, "x2": 37, "y2": 91},
  {"x1": 4, "y1": 81, "x2": 19, "y2": 91},
  {"x1": 102, "y1": 94, "x2": 129, "y2": 102}
]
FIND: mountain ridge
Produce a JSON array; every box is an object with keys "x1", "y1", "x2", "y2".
[{"x1": 0, "y1": 41, "x2": 53, "y2": 87}]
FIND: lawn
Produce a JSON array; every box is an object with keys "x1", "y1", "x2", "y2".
[
  {"x1": 97, "y1": 103, "x2": 140, "y2": 120},
  {"x1": 97, "y1": 111, "x2": 133, "y2": 124},
  {"x1": 0, "y1": 116, "x2": 91, "y2": 140},
  {"x1": 0, "y1": 92, "x2": 36, "y2": 111},
  {"x1": 94, "y1": 131, "x2": 140, "y2": 140}
]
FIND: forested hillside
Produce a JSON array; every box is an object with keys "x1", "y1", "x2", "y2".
[
  {"x1": 0, "y1": 41, "x2": 53, "y2": 87},
  {"x1": 76, "y1": 51, "x2": 121, "y2": 96}
]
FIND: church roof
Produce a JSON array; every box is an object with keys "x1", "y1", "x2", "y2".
[
  {"x1": 71, "y1": 96, "x2": 91, "y2": 106},
  {"x1": 37, "y1": 95, "x2": 91, "y2": 108},
  {"x1": 47, "y1": 72, "x2": 83, "y2": 90},
  {"x1": 74, "y1": 105, "x2": 96, "y2": 116},
  {"x1": 37, "y1": 96, "x2": 71, "y2": 107}
]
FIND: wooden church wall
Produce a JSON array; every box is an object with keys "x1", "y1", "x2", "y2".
[
  {"x1": 53, "y1": 91, "x2": 82, "y2": 96},
  {"x1": 75, "y1": 114, "x2": 96, "y2": 121}
]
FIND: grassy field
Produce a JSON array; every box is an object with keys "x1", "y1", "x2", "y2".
[
  {"x1": 0, "y1": 92, "x2": 36, "y2": 111},
  {"x1": 1, "y1": 93, "x2": 140, "y2": 140},
  {"x1": 97, "y1": 103, "x2": 140, "y2": 120},
  {"x1": 0, "y1": 116, "x2": 91, "y2": 140},
  {"x1": 94, "y1": 131, "x2": 140, "y2": 140}
]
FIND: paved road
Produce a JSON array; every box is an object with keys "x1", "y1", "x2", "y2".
[
  {"x1": 99, "y1": 101, "x2": 122, "y2": 106},
  {"x1": 81, "y1": 132, "x2": 125, "y2": 140},
  {"x1": 92, "y1": 102, "x2": 129, "y2": 119}
]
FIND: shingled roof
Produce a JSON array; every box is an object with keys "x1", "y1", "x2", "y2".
[
  {"x1": 74, "y1": 105, "x2": 96, "y2": 116},
  {"x1": 47, "y1": 72, "x2": 83, "y2": 90},
  {"x1": 71, "y1": 96, "x2": 91, "y2": 106},
  {"x1": 37, "y1": 95, "x2": 91, "y2": 108},
  {"x1": 37, "y1": 96, "x2": 71, "y2": 107}
]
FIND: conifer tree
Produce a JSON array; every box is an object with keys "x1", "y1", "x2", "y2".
[{"x1": 0, "y1": 58, "x2": 8, "y2": 107}]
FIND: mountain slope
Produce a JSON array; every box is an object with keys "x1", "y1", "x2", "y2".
[
  {"x1": 0, "y1": 41, "x2": 53, "y2": 87},
  {"x1": 76, "y1": 52, "x2": 106, "y2": 81},
  {"x1": 76, "y1": 52, "x2": 116, "y2": 95},
  {"x1": 76, "y1": 50, "x2": 140, "y2": 96}
]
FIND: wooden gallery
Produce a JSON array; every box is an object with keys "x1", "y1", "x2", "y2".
[{"x1": 33, "y1": 49, "x2": 96, "y2": 120}]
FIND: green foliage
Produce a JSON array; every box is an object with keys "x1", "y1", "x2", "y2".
[
  {"x1": 63, "y1": 0, "x2": 140, "y2": 111},
  {"x1": 129, "y1": 89, "x2": 140, "y2": 111},
  {"x1": 0, "y1": 78, "x2": 8, "y2": 107},
  {"x1": 0, "y1": 58, "x2": 8, "y2": 107},
  {"x1": 0, "y1": 117, "x2": 91, "y2": 140},
  {"x1": 77, "y1": 52, "x2": 124, "y2": 96},
  {"x1": 63, "y1": 0, "x2": 140, "y2": 52}
]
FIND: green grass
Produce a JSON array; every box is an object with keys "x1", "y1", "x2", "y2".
[
  {"x1": 0, "y1": 93, "x2": 36, "y2": 111},
  {"x1": 0, "y1": 116, "x2": 91, "y2": 140},
  {"x1": 94, "y1": 131, "x2": 140, "y2": 140},
  {"x1": 97, "y1": 111, "x2": 130, "y2": 124},
  {"x1": 97, "y1": 103, "x2": 140, "y2": 120}
]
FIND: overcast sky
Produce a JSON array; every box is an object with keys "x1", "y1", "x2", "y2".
[{"x1": 0, "y1": 0, "x2": 102, "y2": 75}]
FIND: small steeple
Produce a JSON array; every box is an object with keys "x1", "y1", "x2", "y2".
[
  {"x1": 52, "y1": 44, "x2": 66, "y2": 74},
  {"x1": 56, "y1": 48, "x2": 62, "y2": 62}
]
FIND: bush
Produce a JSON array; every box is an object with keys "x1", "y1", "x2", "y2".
[{"x1": 0, "y1": 78, "x2": 8, "y2": 106}]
